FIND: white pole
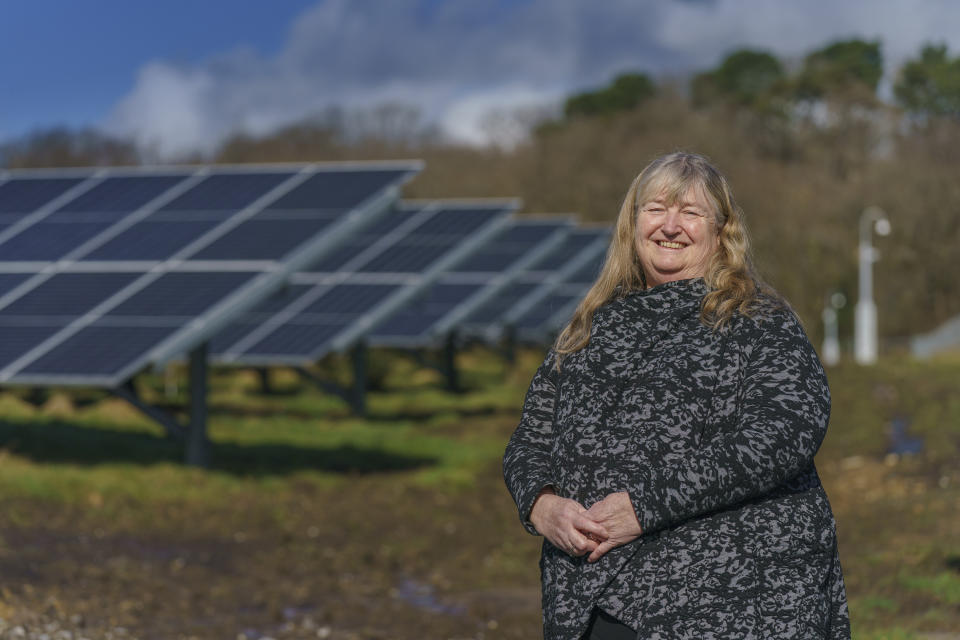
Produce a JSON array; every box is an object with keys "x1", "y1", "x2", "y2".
[
  {"x1": 822, "y1": 306, "x2": 840, "y2": 366},
  {"x1": 854, "y1": 206, "x2": 890, "y2": 365}
]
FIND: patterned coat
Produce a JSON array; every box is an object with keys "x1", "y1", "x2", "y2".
[{"x1": 503, "y1": 278, "x2": 850, "y2": 639}]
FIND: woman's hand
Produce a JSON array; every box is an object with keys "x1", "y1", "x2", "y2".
[
  {"x1": 529, "y1": 488, "x2": 609, "y2": 557},
  {"x1": 584, "y1": 492, "x2": 643, "y2": 563}
]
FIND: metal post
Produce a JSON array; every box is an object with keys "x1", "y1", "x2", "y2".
[
  {"x1": 443, "y1": 330, "x2": 460, "y2": 392},
  {"x1": 256, "y1": 367, "x2": 272, "y2": 394},
  {"x1": 821, "y1": 291, "x2": 845, "y2": 367},
  {"x1": 350, "y1": 340, "x2": 367, "y2": 417},
  {"x1": 822, "y1": 307, "x2": 840, "y2": 366},
  {"x1": 501, "y1": 326, "x2": 516, "y2": 365},
  {"x1": 185, "y1": 342, "x2": 210, "y2": 467},
  {"x1": 854, "y1": 206, "x2": 890, "y2": 365}
]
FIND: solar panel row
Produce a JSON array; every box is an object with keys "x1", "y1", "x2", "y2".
[
  {"x1": 0, "y1": 162, "x2": 614, "y2": 465},
  {"x1": 212, "y1": 201, "x2": 516, "y2": 365},
  {"x1": 0, "y1": 163, "x2": 610, "y2": 389},
  {"x1": 368, "y1": 217, "x2": 573, "y2": 346},
  {"x1": 0, "y1": 163, "x2": 419, "y2": 385}
]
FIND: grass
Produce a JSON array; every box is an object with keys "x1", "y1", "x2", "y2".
[{"x1": 0, "y1": 346, "x2": 958, "y2": 638}]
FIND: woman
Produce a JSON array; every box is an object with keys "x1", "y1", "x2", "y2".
[{"x1": 503, "y1": 152, "x2": 849, "y2": 639}]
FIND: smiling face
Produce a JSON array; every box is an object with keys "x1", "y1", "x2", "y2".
[{"x1": 635, "y1": 185, "x2": 720, "y2": 288}]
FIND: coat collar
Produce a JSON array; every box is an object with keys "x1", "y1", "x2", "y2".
[{"x1": 619, "y1": 277, "x2": 708, "y2": 311}]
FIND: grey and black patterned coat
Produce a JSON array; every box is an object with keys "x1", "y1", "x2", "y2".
[{"x1": 503, "y1": 278, "x2": 850, "y2": 639}]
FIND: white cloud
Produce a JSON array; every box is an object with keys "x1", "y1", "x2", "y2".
[{"x1": 103, "y1": 0, "x2": 960, "y2": 159}]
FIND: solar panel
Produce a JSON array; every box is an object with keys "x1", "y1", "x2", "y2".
[
  {"x1": 367, "y1": 218, "x2": 572, "y2": 347},
  {"x1": 189, "y1": 214, "x2": 343, "y2": 260},
  {"x1": 0, "y1": 221, "x2": 117, "y2": 261},
  {"x1": 0, "y1": 272, "x2": 141, "y2": 316},
  {"x1": 213, "y1": 201, "x2": 516, "y2": 365},
  {"x1": 508, "y1": 230, "x2": 609, "y2": 341},
  {"x1": 159, "y1": 172, "x2": 294, "y2": 211},
  {"x1": 0, "y1": 177, "x2": 87, "y2": 216},
  {"x1": 83, "y1": 219, "x2": 226, "y2": 261},
  {"x1": 54, "y1": 175, "x2": 188, "y2": 215},
  {"x1": 462, "y1": 228, "x2": 610, "y2": 342},
  {"x1": 0, "y1": 162, "x2": 419, "y2": 386}
]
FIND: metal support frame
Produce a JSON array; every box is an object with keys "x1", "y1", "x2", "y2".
[
  {"x1": 441, "y1": 330, "x2": 460, "y2": 393},
  {"x1": 350, "y1": 340, "x2": 367, "y2": 416},
  {"x1": 500, "y1": 327, "x2": 517, "y2": 365},
  {"x1": 185, "y1": 343, "x2": 210, "y2": 467},
  {"x1": 108, "y1": 342, "x2": 211, "y2": 467},
  {"x1": 395, "y1": 339, "x2": 462, "y2": 393},
  {"x1": 256, "y1": 367, "x2": 272, "y2": 394},
  {"x1": 112, "y1": 381, "x2": 187, "y2": 441},
  {"x1": 294, "y1": 340, "x2": 369, "y2": 416}
]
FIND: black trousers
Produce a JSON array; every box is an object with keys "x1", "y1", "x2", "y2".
[{"x1": 582, "y1": 608, "x2": 637, "y2": 640}]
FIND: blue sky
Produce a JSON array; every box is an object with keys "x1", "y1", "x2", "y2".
[
  {"x1": 1, "y1": 0, "x2": 315, "y2": 140},
  {"x1": 4, "y1": 0, "x2": 960, "y2": 159}
]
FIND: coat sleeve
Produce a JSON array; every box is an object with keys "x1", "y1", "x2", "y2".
[
  {"x1": 630, "y1": 312, "x2": 831, "y2": 535},
  {"x1": 503, "y1": 348, "x2": 560, "y2": 535}
]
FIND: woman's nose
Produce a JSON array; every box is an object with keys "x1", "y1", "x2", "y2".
[{"x1": 661, "y1": 209, "x2": 682, "y2": 234}]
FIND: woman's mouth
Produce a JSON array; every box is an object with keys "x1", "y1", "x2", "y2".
[{"x1": 656, "y1": 241, "x2": 685, "y2": 249}]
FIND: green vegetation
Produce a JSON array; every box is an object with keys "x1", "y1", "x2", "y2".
[
  {"x1": 0, "y1": 349, "x2": 958, "y2": 637},
  {"x1": 895, "y1": 44, "x2": 960, "y2": 118},
  {"x1": 564, "y1": 72, "x2": 656, "y2": 118},
  {"x1": 692, "y1": 48, "x2": 786, "y2": 108}
]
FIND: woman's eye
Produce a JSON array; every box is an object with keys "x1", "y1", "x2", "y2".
[{"x1": 682, "y1": 210, "x2": 703, "y2": 217}]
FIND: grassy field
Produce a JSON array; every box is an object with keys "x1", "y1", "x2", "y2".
[{"x1": 0, "y1": 347, "x2": 957, "y2": 639}]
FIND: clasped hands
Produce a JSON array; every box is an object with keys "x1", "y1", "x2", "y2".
[{"x1": 529, "y1": 487, "x2": 643, "y2": 563}]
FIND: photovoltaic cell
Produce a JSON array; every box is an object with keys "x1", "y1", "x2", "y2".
[
  {"x1": 567, "y1": 253, "x2": 605, "y2": 283},
  {"x1": 0, "y1": 177, "x2": 86, "y2": 215},
  {"x1": 0, "y1": 273, "x2": 32, "y2": 294},
  {"x1": 514, "y1": 293, "x2": 580, "y2": 329},
  {"x1": 528, "y1": 231, "x2": 601, "y2": 271},
  {"x1": 371, "y1": 283, "x2": 485, "y2": 337},
  {"x1": 20, "y1": 323, "x2": 182, "y2": 376},
  {"x1": 300, "y1": 207, "x2": 423, "y2": 272},
  {"x1": 450, "y1": 223, "x2": 563, "y2": 273},
  {"x1": 265, "y1": 170, "x2": 405, "y2": 210},
  {"x1": 361, "y1": 241, "x2": 450, "y2": 273},
  {"x1": 189, "y1": 216, "x2": 341, "y2": 260},
  {"x1": 108, "y1": 271, "x2": 260, "y2": 317},
  {"x1": 54, "y1": 175, "x2": 188, "y2": 214},
  {"x1": 241, "y1": 284, "x2": 315, "y2": 315},
  {"x1": 366, "y1": 220, "x2": 570, "y2": 345},
  {"x1": 409, "y1": 207, "x2": 499, "y2": 235},
  {"x1": 0, "y1": 272, "x2": 140, "y2": 316},
  {"x1": 209, "y1": 321, "x2": 262, "y2": 355},
  {"x1": 0, "y1": 221, "x2": 114, "y2": 261},
  {"x1": 461, "y1": 282, "x2": 540, "y2": 325},
  {"x1": 458, "y1": 229, "x2": 608, "y2": 335},
  {"x1": 0, "y1": 324, "x2": 69, "y2": 369},
  {"x1": 160, "y1": 172, "x2": 295, "y2": 211},
  {"x1": 82, "y1": 219, "x2": 225, "y2": 260},
  {"x1": 243, "y1": 322, "x2": 346, "y2": 357},
  {"x1": 301, "y1": 283, "x2": 398, "y2": 315}
]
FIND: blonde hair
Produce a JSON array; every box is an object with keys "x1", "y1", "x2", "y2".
[{"x1": 555, "y1": 151, "x2": 773, "y2": 359}]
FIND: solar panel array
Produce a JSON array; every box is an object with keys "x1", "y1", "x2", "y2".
[
  {"x1": 367, "y1": 217, "x2": 573, "y2": 347},
  {"x1": 0, "y1": 160, "x2": 615, "y2": 394},
  {"x1": 459, "y1": 228, "x2": 609, "y2": 342},
  {"x1": 509, "y1": 232, "x2": 610, "y2": 341},
  {"x1": 0, "y1": 163, "x2": 418, "y2": 386},
  {"x1": 211, "y1": 201, "x2": 515, "y2": 365}
]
